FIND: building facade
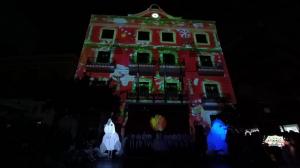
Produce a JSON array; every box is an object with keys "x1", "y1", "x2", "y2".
[{"x1": 75, "y1": 4, "x2": 236, "y2": 136}]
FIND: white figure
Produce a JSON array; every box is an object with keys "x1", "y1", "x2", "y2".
[{"x1": 99, "y1": 119, "x2": 122, "y2": 159}]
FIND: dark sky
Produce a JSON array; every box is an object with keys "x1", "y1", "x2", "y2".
[
  {"x1": 2, "y1": 0, "x2": 300, "y2": 119},
  {"x1": 3, "y1": 1, "x2": 300, "y2": 54}
]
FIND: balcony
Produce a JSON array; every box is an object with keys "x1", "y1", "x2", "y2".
[
  {"x1": 139, "y1": 92, "x2": 152, "y2": 101},
  {"x1": 129, "y1": 64, "x2": 155, "y2": 76},
  {"x1": 127, "y1": 92, "x2": 138, "y2": 99},
  {"x1": 126, "y1": 92, "x2": 188, "y2": 104},
  {"x1": 126, "y1": 92, "x2": 152, "y2": 103},
  {"x1": 198, "y1": 64, "x2": 224, "y2": 75},
  {"x1": 159, "y1": 65, "x2": 184, "y2": 76},
  {"x1": 153, "y1": 93, "x2": 165, "y2": 103},
  {"x1": 85, "y1": 63, "x2": 114, "y2": 73},
  {"x1": 165, "y1": 93, "x2": 181, "y2": 103},
  {"x1": 201, "y1": 93, "x2": 233, "y2": 110}
]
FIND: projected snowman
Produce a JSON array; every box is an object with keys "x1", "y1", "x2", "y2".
[{"x1": 100, "y1": 118, "x2": 122, "y2": 158}]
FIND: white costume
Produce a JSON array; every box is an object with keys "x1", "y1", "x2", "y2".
[{"x1": 99, "y1": 119, "x2": 122, "y2": 157}]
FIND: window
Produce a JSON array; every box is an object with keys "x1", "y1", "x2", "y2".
[
  {"x1": 165, "y1": 83, "x2": 178, "y2": 97},
  {"x1": 199, "y1": 55, "x2": 213, "y2": 67},
  {"x1": 204, "y1": 84, "x2": 220, "y2": 98},
  {"x1": 195, "y1": 33, "x2": 209, "y2": 44},
  {"x1": 139, "y1": 82, "x2": 150, "y2": 97},
  {"x1": 159, "y1": 51, "x2": 178, "y2": 65},
  {"x1": 101, "y1": 29, "x2": 115, "y2": 39},
  {"x1": 96, "y1": 51, "x2": 111, "y2": 63},
  {"x1": 161, "y1": 32, "x2": 175, "y2": 43},
  {"x1": 136, "y1": 52, "x2": 151, "y2": 64},
  {"x1": 137, "y1": 31, "x2": 151, "y2": 41},
  {"x1": 162, "y1": 53, "x2": 176, "y2": 65}
]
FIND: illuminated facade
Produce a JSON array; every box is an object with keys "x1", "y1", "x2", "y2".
[{"x1": 75, "y1": 4, "x2": 236, "y2": 136}]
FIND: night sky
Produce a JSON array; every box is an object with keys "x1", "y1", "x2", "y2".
[{"x1": 2, "y1": 0, "x2": 300, "y2": 122}]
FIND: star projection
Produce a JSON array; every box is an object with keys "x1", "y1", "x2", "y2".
[{"x1": 150, "y1": 114, "x2": 167, "y2": 131}]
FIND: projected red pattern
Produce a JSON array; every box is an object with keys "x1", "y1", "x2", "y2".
[{"x1": 75, "y1": 5, "x2": 236, "y2": 135}]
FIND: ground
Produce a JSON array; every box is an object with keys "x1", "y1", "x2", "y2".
[{"x1": 95, "y1": 155, "x2": 231, "y2": 168}]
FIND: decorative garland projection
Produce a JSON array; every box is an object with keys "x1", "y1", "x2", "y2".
[{"x1": 75, "y1": 4, "x2": 236, "y2": 140}]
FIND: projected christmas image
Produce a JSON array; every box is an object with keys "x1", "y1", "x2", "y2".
[
  {"x1": 150, "y1": 114, "x2": 167, "y2": 131},
  {"x1": 75, "y1": 4, "x2": 237, "y2": 157}
]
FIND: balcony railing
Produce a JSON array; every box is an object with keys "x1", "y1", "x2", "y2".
[
  {"x1": 129, "y1": 64, "x2": 185, "y2": 76},
  {"x1": 129, "y1": 64, "x2": 155, "y2": 75},
  {"x1": 126, "y1": 92, "x2": 188, "y2": 104},
  {"x1": 201, "y1": 94, "x2": 233, "y2": 111},
  {"x1": 202, "y1": 93, "x2": 232, "y2": 104},
  {"x1": 198, "y1": 64, "x2": 224, "y2": 75},
  {"x1": 85, "y1": 63, "x2": 114, "y2": 73},
  {"x1": 159, "y1": 65, "x2": 184, "y2": 76}
]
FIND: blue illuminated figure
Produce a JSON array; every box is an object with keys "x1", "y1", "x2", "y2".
[{"x1": 207, "y1": 119, "x2": 228, "y2": 155}]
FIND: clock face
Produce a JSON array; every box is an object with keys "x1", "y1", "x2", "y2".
[{"x1": 151, "y1": 13, "x2": 159, "y2": 18}]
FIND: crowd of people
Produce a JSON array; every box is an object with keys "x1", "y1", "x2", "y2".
[
  {"x1": 124, "y1": 133, "x2": 194, "y2": 156},
  {"x1": 1, "y1": 103, "x2": 300, "y2": 168}
]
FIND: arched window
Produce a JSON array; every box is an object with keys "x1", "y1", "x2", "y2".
[
  {"x1": 133, "y1": 49, "x2": 152, "y2": 64},
  {"x1": 159, "y1": 50, "x2": 178, "y2": 65},
  {"x1": 132, "y1": 77, "x2": 152, "y2": 97},
  {"x1": 165, "y1": 77, "x2": 181, "y2": 97}
]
